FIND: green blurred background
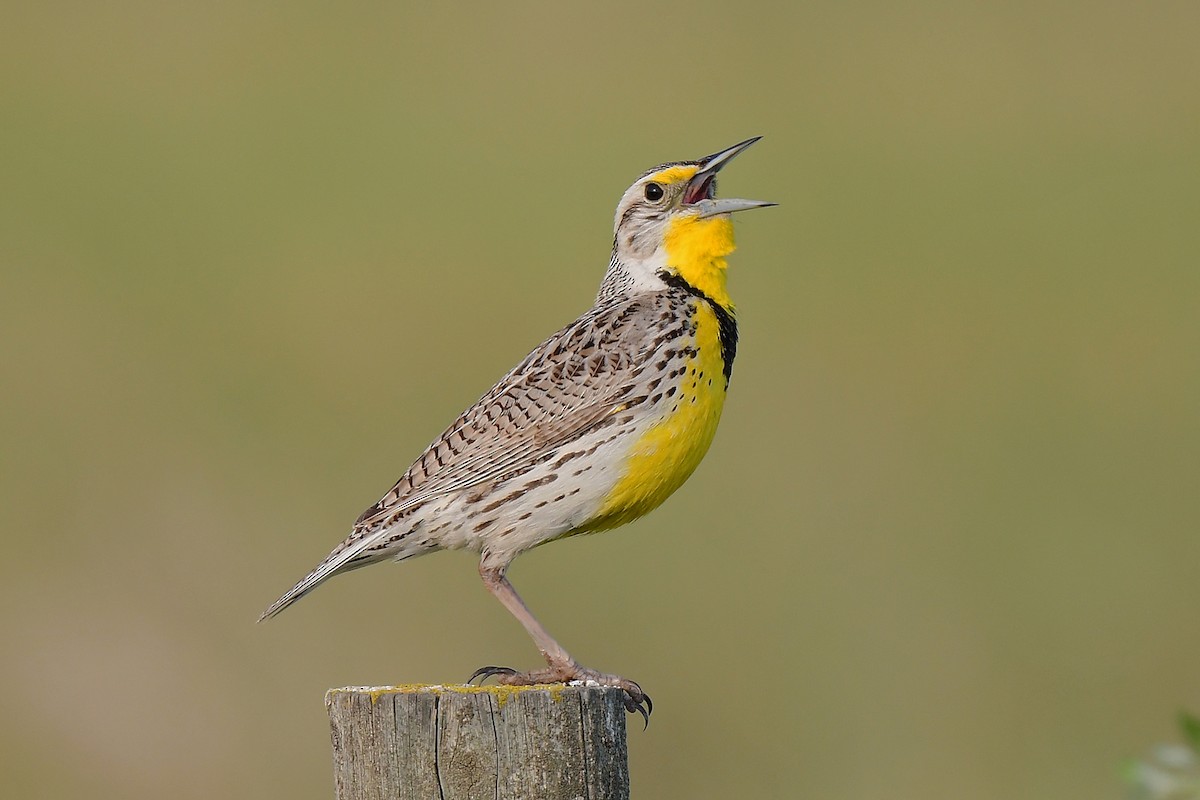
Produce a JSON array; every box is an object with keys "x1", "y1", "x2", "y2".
[{"x1": 2, "y1": 2, "x2": 1198, "y2": 797}]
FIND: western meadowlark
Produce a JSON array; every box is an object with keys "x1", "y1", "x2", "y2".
[{"x1": 260, "y1": 137, "x2": 773, "y2": 719}]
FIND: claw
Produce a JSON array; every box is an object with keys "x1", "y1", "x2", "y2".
[
  {"x1": 624, "y1": 693, "x2": 652, "y2": 729},
  {"x1": 468, "y1": 665, "x2": 517, "y2": 684},
  {"x1": 618, "y1": 682, "x2": 651, "y2": 728}
]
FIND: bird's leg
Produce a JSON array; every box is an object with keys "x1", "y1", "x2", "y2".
[
  {"x1": 470, "y1": 563, "x2": 651, "y2": 721},
  {"x1": 479, "y1": 563, "x2": 574, "y2": 666}
]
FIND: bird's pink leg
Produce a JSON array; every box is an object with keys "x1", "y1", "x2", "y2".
[{"x1": 471, "y1": 563, "x2": 651, "y2": 721}]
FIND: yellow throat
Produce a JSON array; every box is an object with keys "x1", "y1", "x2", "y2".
[{"x1": 663, "y1": 213, "x2": 737, "y2": 309}]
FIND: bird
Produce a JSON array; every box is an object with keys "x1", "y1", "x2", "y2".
[{"x1": 260, "y1": 137, "x2": 773, "y2": 720}]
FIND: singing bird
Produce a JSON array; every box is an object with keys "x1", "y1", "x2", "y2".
[{"x1": 261, "y1": 138, "x2": 773, "y2": 718}]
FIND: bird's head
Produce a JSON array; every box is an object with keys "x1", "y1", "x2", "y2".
[{"x1": 606, "y1": 137, "x2": 773, "y2": 308}]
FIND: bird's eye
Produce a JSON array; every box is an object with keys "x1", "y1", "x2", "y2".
[{"x1": 644, "y1": 182, "x2": 665, "y2": 202}]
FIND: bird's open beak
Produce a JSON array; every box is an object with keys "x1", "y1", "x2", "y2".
[{"x1": 684, "y1": 136, "x2": 776, "y2": 219}]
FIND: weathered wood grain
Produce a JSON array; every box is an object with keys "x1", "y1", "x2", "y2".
[{"x1": 326, "y1": 684, "x2": 629, "y2": 800}]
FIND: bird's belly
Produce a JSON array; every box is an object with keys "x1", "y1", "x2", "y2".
[{"x1": 435, "y1": 418, "x2": 646, "y2": 559}]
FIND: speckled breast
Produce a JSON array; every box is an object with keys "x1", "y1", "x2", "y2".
[{"x1": 584, "y1": 293, "x2": 736, "y2": 531}]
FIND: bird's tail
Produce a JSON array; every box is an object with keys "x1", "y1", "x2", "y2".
[
  {"x1": 258, "y1": 527, "x2": 438, "y2": 622},
  {"x1": 257, "y1": 548, "x2": 374, "y2": 622}
]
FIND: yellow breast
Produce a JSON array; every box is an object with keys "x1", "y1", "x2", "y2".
[{"x1": 587, "y1": 300, "x2": 731, "y2": 531}]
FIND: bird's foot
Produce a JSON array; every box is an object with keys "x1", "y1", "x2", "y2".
[{"x1": 469, "y1": 662, "x2": 652, "y2": 726}]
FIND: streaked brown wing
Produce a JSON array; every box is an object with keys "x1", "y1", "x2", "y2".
[{"x1": 352, "y1": 297, "x2": 656, "y2": 531}]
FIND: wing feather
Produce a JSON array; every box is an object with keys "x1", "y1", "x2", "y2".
[{"x1": 352, "y1": 297, "x2": 654, "y2": 530}]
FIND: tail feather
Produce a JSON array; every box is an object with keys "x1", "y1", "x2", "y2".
[
  {"x1": 258, "y1": 543, "x2": 380, "y2": 622},
  {"x1": 258, "y1": 529, "x2": 439, "y2": 622}
]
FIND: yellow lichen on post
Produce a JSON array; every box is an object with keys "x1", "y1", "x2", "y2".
[{"x1": 325, "y1": 682, "x2": 574, "y2": 709}]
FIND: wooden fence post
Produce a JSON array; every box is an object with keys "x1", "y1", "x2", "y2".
[{"x1": 325, "y1": 684, "x2": 630, "y2": 800}]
